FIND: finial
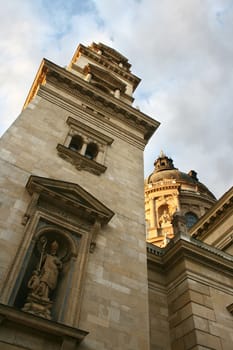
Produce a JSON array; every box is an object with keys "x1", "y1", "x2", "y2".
[{"x1": 159, "y1": 150, "x2": 166, "y2": 158}]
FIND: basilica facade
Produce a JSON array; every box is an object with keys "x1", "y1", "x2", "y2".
[{"x1": 0, "y1": 42, "x2": 232, "y2": 350}]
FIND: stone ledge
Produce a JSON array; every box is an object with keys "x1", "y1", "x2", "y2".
[
  {"x1": 0, "y1": 303, "x2": 88, "y2": 344},
  {"x1": 57, "y1": 143, "x2": 107, "y2": 176}
]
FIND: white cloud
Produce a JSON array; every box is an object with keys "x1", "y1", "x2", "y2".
[{"x1": 0, "y1": 0, "x2": 232, "y2": 198}]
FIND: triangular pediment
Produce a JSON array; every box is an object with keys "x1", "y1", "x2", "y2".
[{"x1": 26, "y1": 176, "x2": 114, "y2": 224}]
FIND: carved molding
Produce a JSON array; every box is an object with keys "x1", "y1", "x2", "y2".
[
  {"x1": 1, "y1": 176, "x2": 114, "y2": 326},
  {"x1": 0, "y1": 303, "x2": 88, "y2": 345},
  {"x1": 70, "y1": 43, "x2": 138, "y2": 88},
  {"x1": 191, "y1": 187, "x2": 233, "y2": 238},
  {"x1": 46, "y1": 69, "x2": 156, "y2": 139},
  {"x1": 38, "y1": 86, "x2": 147, "y2": 150},
  {"x1": 147, "y1": 233, "x2": 233, "y2": 276},
  {"x1": 89, "y1": 220, "x2": 101, "y2": 253},
  {"x1": 66, "y1": 116, "x2": 114, "y2": 145},
  {"x1": 90, "y1": 42, "x2": 130, "y2": 67},
  {"x1": 24, "y1": 58, "x2": 159, "y2": 142},
  {"x1": 26, "y1": 175, "x2": 114, "y2": 225},
  {"x1": 84, "y1": 63, "x2": 127, "y2": 92}
]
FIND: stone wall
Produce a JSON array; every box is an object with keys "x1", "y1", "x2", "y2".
[
  {"x1": 0, "y1": 84, "x2": 151, "y2": 349},
  {"x1": 148, "y1": 236, "x2": 233, "y2": 350}
]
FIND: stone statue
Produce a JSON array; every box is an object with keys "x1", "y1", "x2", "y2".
[
  {"x1": 22, "y1": 238, "x2": 62, "y2": 319},
  {"x1": 27, "y1": 269, "x2": 40, "y2": 293},
  {"x1": 33, "y1": 240, "x2": 62, "y2": 299},
  {"x1": 159, "y1": 209, "x2": 171, "y2": 226}
]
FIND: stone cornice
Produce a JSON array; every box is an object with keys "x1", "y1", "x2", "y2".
[
  {"x1": 190, "y1": 186, "x2": 233, "y2": 238},
  {"x1": 0, "y1": 303, "x2": 88, "y2": 344},
  {"x1": 91, "y1": 42, "x2": 130, "y2": 66},
  {"x1": 71, "y1": 63, "x2": 133, "y2": 104},
  {"x1": 38, "y1": 86, "x2": 148, "y2": 150},
  {"x1": 66, "y1": 117, "x2": 114, "y2": 145},
  {"x1": 147, "y1": 233, "x2": 233, "y2": 276},
  {"x1": 26, "y1": 175, "x2": 114, "y2": 225},
  {"x1": 23, "y1": 59, "x2": 159, "y2": 142},
  {"x1": 84, "y1": 63, "x2": 127, "y2": 92},
  {"x1": 145, "y1": 181, "x2": 180, "y2": 195}
]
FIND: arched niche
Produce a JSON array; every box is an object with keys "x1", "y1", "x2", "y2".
[
  {"x1": 14, "y1": 225, "x2": 80, "y2": 321},
  {"x1": 158, "y1": 204, "x2": 172, "y2": 227},
  {"x1": 2, "y1": 175, "x2": 114, "y2": 325}
]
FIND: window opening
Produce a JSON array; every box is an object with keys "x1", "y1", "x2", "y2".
[
  {"x1": 69, "y1": 135, "x2": 83, "y2": 151},
  {"x1": 185, "y1": 212, "x2": 198, "y2": 228},
  {"x1": 85, "y1": 142, "x2": 98, "y2": 160}
]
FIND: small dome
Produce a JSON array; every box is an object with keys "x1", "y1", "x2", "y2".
[{"x1": 146, "y1": 153, "x2": 216, "y2": 200}]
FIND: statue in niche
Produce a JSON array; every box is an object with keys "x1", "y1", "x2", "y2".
[
  {"x1": 28, "y1": 239, "x2": 62, "y2": 299},
  {"x1": 159, "y1": 209, "x2": 171, "y2": 226},
  {"x1": 22, "y1": 237, "x2": 63, "y2": 319}
]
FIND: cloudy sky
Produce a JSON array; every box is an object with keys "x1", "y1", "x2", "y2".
[{"x1": 0, "y1": 0, "x2": 232, "y2": 198}]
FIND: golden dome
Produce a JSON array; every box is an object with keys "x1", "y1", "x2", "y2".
[{"x1": 146, "y1": 153, "x2": 216, "y2": 200}]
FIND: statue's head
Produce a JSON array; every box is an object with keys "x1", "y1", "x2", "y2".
[{"x1": 50, "y1": 240, "x2": 59, "y2": 255}]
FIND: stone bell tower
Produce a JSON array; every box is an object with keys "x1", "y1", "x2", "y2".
[{"x1": 0, "y1": 42, "x2": 159, "y2": 350}]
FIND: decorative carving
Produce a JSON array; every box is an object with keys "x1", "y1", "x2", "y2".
[
  {"x1": 44, "y1": 60, "x2": 157, "y2": 135},
  {"x1": 22, "y1": 237, "x2": 62, "y2": 319},
  {"x1": 89, "y1": 220, "x2": 101, "y2": 253},
  {"x1": 66, "y1": 116, "x2": 114, "y2": 145},
  {"x1": 83, "y1": 63, "x2": 127, "y2": 93},
  {"x1": 22, "y1": 294, "x2": 53, "y2": 319},
  {"x1": 22, "y1": 214, "x2": 30, "y2": 225},
  {"x1": 89, "y1": 242, "x2": 96, "y2": 253},
  {"x1": 26, "y1": 175, "x2": 114, "y2": 226},
  {"x1": 22, "y1": 193, "x2": 40, "y2": 226}
]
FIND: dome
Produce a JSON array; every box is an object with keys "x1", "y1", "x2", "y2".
[{"x1": 146, "y1": 152, "x2": 216, "y2": 200}]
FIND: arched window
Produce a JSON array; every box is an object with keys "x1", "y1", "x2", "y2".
[
  {"x1": 57, "y1": 117, "x2": 113, "y2": 175},
  {"x1": 185, "y1": 212, "x2": 198, "y2": 228},
  {"x1": 85, "y1": 142, "x2": 98, "y2": 160},
  {"x1": 69, "y1": 135, "x2": 83, "y2": 151}
]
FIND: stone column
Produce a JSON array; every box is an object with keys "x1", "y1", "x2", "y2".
[
  {"x1": 80, "y1": 141, "x2": 87, "y2": 155},
  {"x1": 149, "y1": 198, "x2": 156, "y2": 228}
]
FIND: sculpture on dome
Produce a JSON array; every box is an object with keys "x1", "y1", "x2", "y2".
[{"x1": 159, "y1": 209, "x2": 172, "y2": 227}]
